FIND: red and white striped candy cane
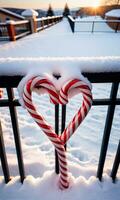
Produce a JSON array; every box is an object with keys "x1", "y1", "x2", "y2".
[
  {"x1": 0, "y1": 88, "x2": 3, "y2": 98},
  {"x1": 23, "y1": 76, "x2": 93, "y2": 190},
  {"x1": 23, "y1": 76, "x2": 69, "y2": 189},
  {"x1": 59, "y1": 79, "x2": 93, "y2": 144}
]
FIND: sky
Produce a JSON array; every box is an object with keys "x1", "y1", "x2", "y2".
[{"x1": 0, "y1": 0, "x2": 104, "y2": 9}]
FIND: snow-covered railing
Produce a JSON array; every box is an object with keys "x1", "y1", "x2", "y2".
[
  {"x1": 0, "y1": 16, "x2": 63, "y2": 41},
  {"x1": 68, "y1": 15, "x2": 120, "y2": 33},
  {"x1": 35, "y1": 15, "x2": 63, "y2": 32},
  {"x1": 13, "y1": 20, "x2": 31, "y2": 40},
  {"x1": 0, "y1": 70, "x2": 120, "y2": 184},
  {"x1": 0, "y1": 20, "x2": 31, "y2": 41}
]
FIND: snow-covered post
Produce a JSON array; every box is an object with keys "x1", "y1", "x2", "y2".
[
  {"x1": 6, "y1": 20, "x2": 16, "y2": 41},
  {"x1": 47, "y1": 16, "x2": 50, "y2": 26},
  {"x1": 22, "y1": 9, "x2": 39, "y2": 34},
  {"x1": 51, "y1": 16, "x2": 54, "y2": 25}
]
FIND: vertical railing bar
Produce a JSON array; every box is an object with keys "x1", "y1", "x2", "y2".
[
  {"x1": 0, "y1": 120, "x2": 11, "y2": 183},
  {"x1": 55, "y1": 104, "x2": 59, "y2": 174},
  {"x1": 97, "y1": 82, "x2": 119, "y2": 181},
  {"x1": 6, "y1": 87, "x2": 25, "y2": 183},
  {"x1": 61, "y1": 105, "x2": 67, "y2": 150},
  {"x1": 92, "y1": 21, "x2": 95, "y2": 33},
  {"x1": 111, "y1": 140, "x2": 120, "y2": 182},
  {"x1": 115, "y1": 21, "x2": 119, "y2": 33}
]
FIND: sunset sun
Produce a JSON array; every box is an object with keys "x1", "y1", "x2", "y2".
[{"x1": 92, "y1": 0, "x2": 100, "y2": 8}]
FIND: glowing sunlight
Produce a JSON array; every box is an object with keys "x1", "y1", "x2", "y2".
[{"x1": 91, "y1": 0, "x2": 100, "y2": 8}]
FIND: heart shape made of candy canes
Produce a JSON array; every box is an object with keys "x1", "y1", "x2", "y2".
[{"x1": 23, "y1": 76, "x2": 93, "y2": 190}]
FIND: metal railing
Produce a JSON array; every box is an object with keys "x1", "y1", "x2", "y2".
[
  {"x1": 68, "y1": 16, "x2": 120, "y2": 33},
  {"x1": 0, "y1": 72, "x2": 120, "y2": 183}
]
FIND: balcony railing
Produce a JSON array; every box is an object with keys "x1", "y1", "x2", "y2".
[
  {"x1": 13, "y1": 20, "x2": 31, "y2": 40},
  {"x1": 0, "y1": 72, "x2": 120, "y2": 184},
  {"x1": 35, "y1": 16, "x2": 63, "y2": 32},
  {"x1": 0, "y1": 22, "x2": 9, "y2": 40},
  {"x1": 0, "y1": 16, "x2": 63, "y2": 41},
  {"x1": 68, "y1": 16, "x2": 120, "y2": 33}
]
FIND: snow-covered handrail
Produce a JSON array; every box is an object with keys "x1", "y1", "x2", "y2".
[
  {"x1": 68, "y1": 15, "x2": 75, "y2": 22},
  {"x1": 36, "y1": 15, "x2": 63, "y2": 32},
  {"x1": 67, "y1": 16, "x2": 75, "y2": 32},
  {"x1": 13, "y1": 20, "x2": 29, "y2": 25},
  {"x1": 75, "y1": 19, "x2": 120, "y2": 23},
  {"x1": 0, "y1": 57, "x2": 120, "y2": 76},
  {"x1": 0, "y1": 22, "x2": 7, "y2": 26},
  {"x1": 35, "y1": 15, "x2": 63, "y2": 22}
]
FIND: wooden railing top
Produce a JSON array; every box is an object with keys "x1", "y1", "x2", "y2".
[
  {"x1": 35, "y1": 15, "x2": 63, "y2": 22},
  {"x1": 13, "y1": 20, "x2": 30, "y2": 25},
  {"x1": 0, "y1": 22, "x2": 7, "y2": 26}
]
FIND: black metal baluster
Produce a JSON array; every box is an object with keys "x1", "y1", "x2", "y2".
[
  {"x1": 92, "y1": 21, "x2": 95, "y2": 33},
  {"x1": 7, "y1": 87, "x2": 25, "y2": 183},
  {"x1": 61, "y1": 105, "x2": 67, "y2": 150},
  {"x1": 0, "y1": 120, "x2": 10, "y2": 183},
  {"x1": 111, "y1": 140, "x2": 120, "y2": 182},
  {"x1": 97, "y1": 82, "x2": 119, "y2": 181},
  {"x1": 55, "y1": 104, "x2": 59, "y2": 174}
]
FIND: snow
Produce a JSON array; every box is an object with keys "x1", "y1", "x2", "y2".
[
  {"x1": 0, "y1": 173, "x2": 120, "y2": 200},
  {"x1": 105, "y1": 9, "x2": 120, "y2": 18},
  {"x1": 0, "y1": 57, "x2": 120, "y2": 76},
  {"x1": 0, "y1": 19, "x2": 120, "y2": 75},
  {"x1": 0, "y1": 18, "x2": 120, "y2": 200},
  {"x1": 22, "y1": 9, "x2": 39, "y2": 17},
  {"x1": 0, "y1": 41, "x2": 9, "y2": 46},
  {"x1": 0, "y1": 86, "x2": 120, "y2": 199}
]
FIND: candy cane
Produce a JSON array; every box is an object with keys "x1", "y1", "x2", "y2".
[
  {"x1": 23, "y1": 76, "x2": 93, "y2": 190},
  {"x1": 59, "y1": 79, "x2": 93, "y2": 144},
  {"x1": 23, "y1": 77, "x2": 69, "y2": 189}
]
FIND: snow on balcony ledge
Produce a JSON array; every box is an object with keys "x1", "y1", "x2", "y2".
[{"x1": 0, "y1": 57, "x2": 120, "y2": 77}]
